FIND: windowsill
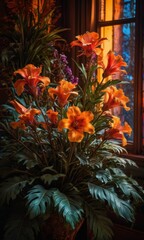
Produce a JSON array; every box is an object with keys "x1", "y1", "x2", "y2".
[{"x1": 122, "y1": 153, "x2": 144, "y2": 167}]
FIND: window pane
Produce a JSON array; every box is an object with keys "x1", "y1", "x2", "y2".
[
  {"x1": 99, "y1": 0, "x2": 136, "y2": 21},
  {"x1": 100, "y1": 23, "x2": 135, "y2": 142}
]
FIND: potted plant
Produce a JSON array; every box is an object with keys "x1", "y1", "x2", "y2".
[
  {"x1": 0, "y1": 29, "x2": 144, "y2": 239},
  {"x1": 0, "y1": 1, "x2": 144, "y2": 240}
]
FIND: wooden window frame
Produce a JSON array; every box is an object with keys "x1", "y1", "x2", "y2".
[
  {"x1": 92, "y1": 0, "x2": 144, "y2": 156},
  {"x1": 61, "y1": 0, "x2": 144, "y2": 158}
]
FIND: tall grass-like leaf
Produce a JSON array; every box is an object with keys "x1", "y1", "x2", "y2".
[
  {"x1": 88, "y1": 183, "x2": 134, "y2": 222},
  {"x1": 53, "y1": 189, "x2": 83, "y2": 229},
  {"x1": 0, "y1": 177, "x2": 28, "y2": 205},
  {"x1": 26, "y1": 185, "x2": 55, "y2": 219}
]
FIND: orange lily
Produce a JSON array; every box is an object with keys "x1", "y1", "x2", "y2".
[
  {"x1": 103, "y1": 86, "x2": 130, "y2": 111},
  {"x1": 48, "y1": 79, "x2": 77, "y2": 107},
  {"x1": 105, "y1": 115, "x2": 132, "y2": 146},
  {"x1": 58, "y1": 106, "x2": 95, "y2": 142},
  {"x1": 14, "y1": 64, "x2": 50, "y2": 96},
  {"x1": 46, "y1": 109, "x2": 58, "y2": 125},
  {"x1": 10, "y1": 100, "x2": 41, "y2": 129},
  {"x1": 70, "y1": 31, "x2": 107, "y2": 57},
  {"x1": 103, "y1": 51, "x2": 127, "y2": 78}
]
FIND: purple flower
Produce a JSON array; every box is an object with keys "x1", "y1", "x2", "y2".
[
  {"x1": 60, "y1": 54, "x2": 68, "y2": 64},
  {"x1": 65, "y1": 66, "x2": 72, "y2": 76},
  {"x1": 71, "y1": 77, "x2": 79, "y2": 84}
]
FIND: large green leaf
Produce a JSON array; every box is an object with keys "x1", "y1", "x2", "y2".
[
  {"x1": 26, "y1": 185, "x2": 55, "y2": 219},
  {"x1": 114, "y1": 178, "x2": 143, "y2": 201},
  {"x1": 0, "y1": 177, "x2": 28, "y2": 205},
  {"x1": 88, "y1": 183, "x2": 134, "y2": 222},
  {"x1": 85, "y1": 200, "x2": 113, "y2": 240},
  {"x1": 88, "y1": 212, "x2": 113, "y2": 240},
  {"x1": 4, "y1": 215, "x2": 39, "y2": 240},
  {"x1": 53, "y1": 189, "x2": 83, "y2": 229}
]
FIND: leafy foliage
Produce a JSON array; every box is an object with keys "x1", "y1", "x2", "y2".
[
  {"x1": 88, "y1": 183, "x2": 134, "y2": 222},
  {"x1": 53, "y1": 189, "x2": 83, "y2": 229},
  {"x1": 0, "y1": 177, "x2": 28, "y2": 205},
  {"x1": 4, "y1": 215, "x2": 39, "y2": 240},
  {"x1": 26, "y1": 185, "x2": 55, "y2": 219},
  {"x1": 0, "y1": 2, "x2": 144, "y2": 240}
]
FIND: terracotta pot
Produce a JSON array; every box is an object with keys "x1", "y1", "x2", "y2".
[{"x1": 41, "y1": 214, "x2": 84, "y2": 240}]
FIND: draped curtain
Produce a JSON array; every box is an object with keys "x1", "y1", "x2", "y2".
[{"x1": 58, "y1": 0, "x2": 93, "y2": 74}]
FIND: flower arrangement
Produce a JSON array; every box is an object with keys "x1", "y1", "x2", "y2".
[
  {"x1": 0, "y1": 0, "x2": 144, "y2": 240},
  {"x1": 0, "y1": 15, "x2": 144, "y2": 240}
]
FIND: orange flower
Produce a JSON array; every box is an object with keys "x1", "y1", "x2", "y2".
[
  {"x1": 14, "y1": 64, "x2": 50, "y2": 96},
  {"x1": 58, "y1": 106, "x2": 95, "y2": 142},
  {"x1": 70, "y1": 32, "x2": 107, "y2": 57},
  {"x1": 10, "y1": 100, "x2": 41, "y2": 129},
  {"x1": 105, "y1": 116, "x2": 132, "y2": 146},
  {"x1": 103, "y1": 51, "x2": 127, "y2": 78},
  {"x1": 46, "y1": 109, "x2": 58, "y2": 124},
  {"x1": 48, "y1": 79, "x2": 77, "y2": 107},
  {"x1": 10, "y1": 99, "x2": 28, "y2": 114},
  {"x1": 103, "y1": 86, "x2": 130, "y2": 111}
]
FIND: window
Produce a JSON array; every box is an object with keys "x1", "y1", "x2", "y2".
[{"x1": 91, "y1": 0, "x2": 144, "y2": 155}]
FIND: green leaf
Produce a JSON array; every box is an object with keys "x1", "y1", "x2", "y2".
[
  {"x1": 85, "y1": 200, "x2": 113, "y2": 240},
  {"x1": 41, "y1": 173, "x2": 65, "y2": 185},
  {"x1": 53, "y1": 189, "x2": 83, "y2": 229},
  {"x1": 88, "y1": 212, "x2": 113, "y2": 240},
  {"x1": 96, "y1": 169, "x2": 113, "y2": 184},
  {"x1": 88, "y1": 183, "x2": 134, "y2": 222},
  {"x1": 72, "y1": 60, "x2": 87, "y2": 80},
  {"x1": 4, "y1": 215, "x2": 39, "y2": 240},
  {"x1": 16, "y1": 152, "x2": 39, "y2": 169},
  {"x1": 26, "y1": 185, "x2": 55, "y2": 219},
  {"x1": 114, "y1": 178, "x2": 143, "y2": 201},
  {"x1": 0, "y1": 177, "x2": 28, "y2": 205}
]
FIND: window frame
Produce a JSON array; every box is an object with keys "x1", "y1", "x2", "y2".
[{"x1": 92, "y1": 0, "x2": 144, "y2": 155}]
